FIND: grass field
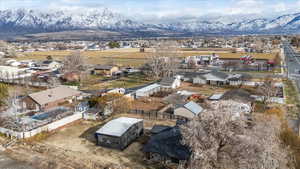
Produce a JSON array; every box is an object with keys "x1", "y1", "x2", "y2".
[{"x1": 18, "y1": 48, "x2": 277, "y2": 67}]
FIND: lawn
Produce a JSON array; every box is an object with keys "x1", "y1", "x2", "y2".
[{"x1": 18, "y1": 48, "x2": 277, "y2": 67}]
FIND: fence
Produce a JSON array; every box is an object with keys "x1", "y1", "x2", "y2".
[
  {"x1": 129, "y1": 109, "x2": 186, "y2": 121},
  {"x1": 0, "y1": 112, "x2": 83, "y2": 139}
]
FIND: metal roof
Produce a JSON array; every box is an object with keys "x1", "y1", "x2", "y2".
[
  {"x1": 209, "y1": 93, "x2": 224, "y2": 100},
  {"x1": 184, "y1": 101, "x2": 203, "y2": 115},
  {"x1": 136, "y1": 83, "x2": 160, "y2": 93},
  {"x1": 96, "y1": 117, "x2": 143, "y2": 137}
]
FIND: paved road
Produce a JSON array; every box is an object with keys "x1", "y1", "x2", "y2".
[
  {"x1": 283, "y1": 42, "x2": 300, "y2": 88},
  {"x1": 0, "y1": 152, "x2": 35, "y2": 169}
]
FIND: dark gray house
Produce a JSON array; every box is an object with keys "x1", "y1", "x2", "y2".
[
  {"x1": 143, "y1": 126, "x2": 190, "y2": 163},
  {"x1": 95, "y1": 117, "x2": 143, "y2": 150}
]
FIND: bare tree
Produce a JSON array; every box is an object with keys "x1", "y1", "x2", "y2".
[
  {"x1": 180, "y1": 100, "x2": 293, "y2": 169},
  {"x1": 257, "y1": 76, "x2": 278, "y2": 105},
  {"x1": 146, "y1": 40, "x2": 180, "y2": 79},
  {"x1": 62, "y1": 51, "x2": 85, "y2": 73}
]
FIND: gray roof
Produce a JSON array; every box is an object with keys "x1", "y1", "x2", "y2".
[
  {"x1": 94, "y1": 65, "x2": 115, "y2": 70},
  {"x1": 96, "y1": 117, "x2": 143, "y2": 137},
  {"x1": 208, "y1": 93, "x2": 224, "y2": 100},
  {"x1": 28, "y1": 86, "x2": 82, "y2": 106},
  {"x1": 159, "y1": 77, "x2": 175, "y2": 86},
  {"x1": 209, "y1": 71, "x2": 229, "y2": 80},
  {"x1": 136, "y1": 83, "x2": 160, "y2": 93},
  {"x1": 184, "y1": 101, "x2": 203, "y2": 115}
]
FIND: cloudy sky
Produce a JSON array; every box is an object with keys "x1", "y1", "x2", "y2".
[{"x1": 0, "y1": 0, "x2": 300, "y2": 18}]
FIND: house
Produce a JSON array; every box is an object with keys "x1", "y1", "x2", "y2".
[
  {"x1": 174, "y1": 101, "x2": 203, "y2": 119},
  {"x1": 136, "y1": 83, "x2": 161, "y2": 98},
  {"x1": 193, "y1": 75, "x2": 206, "y2": 85},
  {"x1": 143, "y1": 126, "x2": 190, "y2": 163},
  {"x1": 40, "y1": 60, "x2": 62, "y2": 70},
  {"x1": 159, "y1": 76, "x2": 181, "y2": 89},
  {"x1": 95, "y1": 117, "x2": 143, "y2": 150},
  {"x1": 202, "y1": 71, "x2": 229, "y2": 85},
  {"x1": 23, "y1": 86, "x2": 82, "y2": 111},
  {"x1": 92, "y1": 65, "x2": 119, "y2": 76}
]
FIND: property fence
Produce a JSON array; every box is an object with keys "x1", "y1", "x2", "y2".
[
  {"x1": 0, "y1": 112, "x2": 83, "y2": 139},
  {"x1": 129, "y1": 109, "x2": 185, "y2": 121}
]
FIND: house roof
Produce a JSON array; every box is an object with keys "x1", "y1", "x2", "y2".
[
  {"x1": 96, "y1": 117, "x2": 143, "y2": 137},
  {"x1": 163, "y1": 94, "x2": 188, "y2": 107},
  {"x1": 136, "y1": 83, "x2": 160, "y2": 93},
  {"x1": 28, "y1": 86, "x2": 82, "y2": 106},
  {"x1": 183, "y1": 101, "x2": 203, "y2": 115},
  {"x1": 143, "y1": 127, "x2": 190, "y2": 160},
  {"x1": 150, "y1": 125, "x2": 172, "y2": 135},
  {"x1": 207, "y1": 71, "x2": 229, "y2": 80},
  {"x1": 208, "y1": 93, "x2": 224, "y2": 100},
  {"x1": 159, "y1": 77, "x2": 175, "y2": 86},
  {"x1": 94, "y1": 65, "x2": 115, "y2": 70}
]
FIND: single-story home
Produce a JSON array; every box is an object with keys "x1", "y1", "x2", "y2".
[
  {"x1": 91, "y1": 65, "x2": 119, "y2": 76},
  {"x1": 159, "y1": 76, "x2": 181, "y2": 89},
  {"x1": 95, "y1": 117, "x2": 143, "y2": 150},
  {"x1": 136, "y1": 83, "x2": 161, "y2": 98},
  {"x1": 174, "y1": 101, "x2": 203, "y2": 119},
  {"x1": 23, "y1": 86, "x2": 82, "y2": 111}
]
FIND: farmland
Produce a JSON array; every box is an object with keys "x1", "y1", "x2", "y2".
[{"x1": 18, "y1": 48, "x2": 277, "y2": 67}]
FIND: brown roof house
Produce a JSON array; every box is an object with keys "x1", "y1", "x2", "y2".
[
  {"x1": 23, "y1": 86, "x2": 82, "y2": 111},
  {"x1": 92, "y1": 65, "x2": 119, "y2": 76}
]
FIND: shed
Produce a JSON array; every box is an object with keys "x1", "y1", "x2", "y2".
[
  {"x1": 208, "y1": 93, "x2": 224, "y2": 101},
  {"x1": 95, "y1": 117, "x2": 143, "y2": 150},
  {"x1": 92, "y1": 65, "x2": 119, "y2": 76},
  {"x1": 159, "y1": 76, "x2": 181, "y2": 89},
  {"x1": 174, "y1": 101, "x2": 203, "y2": 119}
]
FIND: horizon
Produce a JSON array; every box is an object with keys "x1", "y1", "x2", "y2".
[{"x1": 1, "y1": 0, "x2": 300, "y2": 21}]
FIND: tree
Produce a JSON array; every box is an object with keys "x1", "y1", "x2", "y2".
[
  {"x1": 180, "y1": 100, "x2": 293, "y2": 169},
  {"x1": 0, "y1": 83, "x2": 8, "y2": 107},
  {"x1": 62, "y1": 51, "x2": 85, "y2": 73},
  {"x1": 257, "y1": 76, "x2": 278, "y2": 105},
  {"x1": 146, "y1": 40, "x2": 180, "y2": 79},
  {"x1": 108, "y1": 41, "x2": 120, "y2": 49}
]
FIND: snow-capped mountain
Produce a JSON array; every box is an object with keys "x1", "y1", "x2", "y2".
[{"x1": 1, "y1": 8, "x2": 300, "y2": 37}]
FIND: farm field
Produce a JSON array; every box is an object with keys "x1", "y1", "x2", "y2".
[{"x1": 18, "y1": 48, "x2": 277, "y2": 67}]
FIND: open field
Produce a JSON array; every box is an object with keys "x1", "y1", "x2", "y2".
[{"x1": 18, "y1": 48, "x2": 277, "y2": 67}]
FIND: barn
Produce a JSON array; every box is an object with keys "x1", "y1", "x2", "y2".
[{"x1": 95, "y1": 117, "x2": 143, "y2": 150}]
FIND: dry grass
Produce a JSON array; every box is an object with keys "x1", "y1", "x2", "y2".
[{"x1": 18, "y1": 48, "x2": 277, "y2": 67}]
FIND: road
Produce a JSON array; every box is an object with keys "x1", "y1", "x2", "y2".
[{"x1": 283, "y1": 42, "x2": 300, "y2": 88}]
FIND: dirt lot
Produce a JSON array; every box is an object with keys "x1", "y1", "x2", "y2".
[
  {"x1": 18, "y1": 48, "x2": 277, "y2": 67},
  {"x1": 4, "y1": 114, "x2": 176, "y2": 169}
]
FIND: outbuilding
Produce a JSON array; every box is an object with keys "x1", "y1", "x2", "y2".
[
  {"x1": 136, "y1": 83, "x2": 161, "y2": 98},
  {"x1": 95, "y1": 117, "x2": 143, "y2": 150},
  {"x1": 174, "y1": 101, "x2": 203, "y2": 119}
]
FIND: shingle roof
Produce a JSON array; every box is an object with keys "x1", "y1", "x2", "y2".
[
  {"x1": 184, "y1": 101, "x2": 203, "y2": 115},
  {"x1": 96, "y1": 117, "x2": 143, "y2": 137},
  {"x1": 159, "y1": 77, "x2": 175, "y2": 86},
  {"x1": 143, "y1": 127, "x2": 190, "y2": 160},
  {"x1": 28, "y1": 86, "x2": 82, "y2": 106},
  {"x1": 94, "y1": 65, "x2": 115, "y2": 70},
  {"x1": 209, "y1": 71, "x2": 229, "y2": 79}
]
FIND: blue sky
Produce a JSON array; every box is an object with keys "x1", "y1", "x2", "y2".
[{"x1": 1, "y1": 0, "x2": 300, "y2": 18}]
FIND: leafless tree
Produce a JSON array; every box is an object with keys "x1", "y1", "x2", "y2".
[
  {"x1": 146, "y1": 40, "x2": 180, "y2": 79},
  {"x1": 257, "y1": 76, "x2": 279, "y2": 105},
  {"x1": 62, "y1": 51, "x2": 85, "y2": 73},
  {"x1": 180, "y1": 100, "x2": 293, "y2": 169}
]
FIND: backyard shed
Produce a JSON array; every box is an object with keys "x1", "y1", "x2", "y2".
[
  {"x1": 95, "y1": 117, "x2": 143, "y2": 150},
  {"x1": 174, "y1": 101, "x2": 203, "y2": 119}
]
